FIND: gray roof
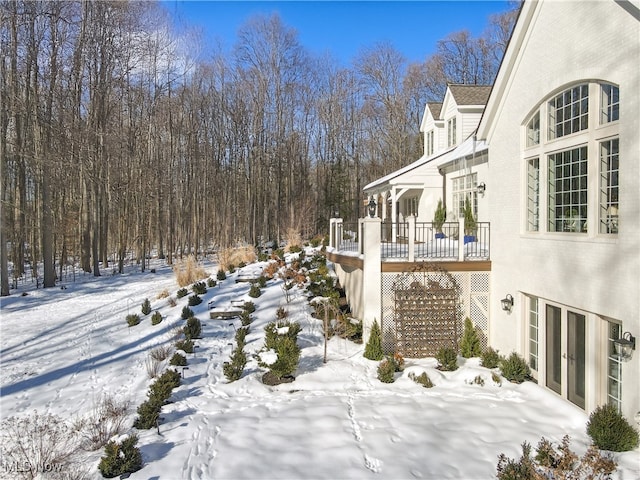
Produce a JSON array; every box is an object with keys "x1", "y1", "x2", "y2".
[
  {"x1": 427, "y1": 102, "x2": 443, "y2": 120},
  {"x1": 448, "y1": 84, "x2": 492, "y2": 106}
]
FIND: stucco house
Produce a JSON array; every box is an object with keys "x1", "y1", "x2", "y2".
[
  {"x1": 328, "y1": 0, "x2": 639, "y2": 423},
  {"x1": 479, "y1": 0, "x2": 639, "y2": 422}
]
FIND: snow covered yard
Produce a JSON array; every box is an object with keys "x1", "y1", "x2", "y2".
[{"x1": 1, "y1": 255, "x2": 638, "y2": 479}]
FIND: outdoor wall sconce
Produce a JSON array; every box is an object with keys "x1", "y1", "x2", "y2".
[
  {"x1": 477, "y1": 182, "x2": 486, "y2": 195},
  {"x1": 613, "y1": 332, "x2": 636, "y2": 362},
  {"x1": 501, "y1": 294, "x2": 514, "y2": 312},
  {"x1": 368, "y1": 196, "x2": 377, "y2": 218}
]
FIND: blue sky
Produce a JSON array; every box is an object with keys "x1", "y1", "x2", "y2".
[{"x1": 161, "y1": 1, "x2": 512, "y2": 65}]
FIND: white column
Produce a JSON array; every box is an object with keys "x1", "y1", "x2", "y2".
[
  {"x1": 458, "y1": 218, "x2": 465, "y2": 261},
  {"x1": 407, "y1": 215, "x2": 416, "y2": 262},
  {"x1": 361, "y1": 216, "x2": 382, "y2": 341}
]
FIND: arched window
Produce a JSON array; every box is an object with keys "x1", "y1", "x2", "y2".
[{"x1": 523, "y1": 82, "x2": 619, "y2": 235}]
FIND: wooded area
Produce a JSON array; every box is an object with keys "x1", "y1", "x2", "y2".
[{"x1": 0, "y1": 0, "x2": 517, "y2": 295}]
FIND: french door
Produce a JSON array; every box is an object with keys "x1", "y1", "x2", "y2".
[{"x1": 545, "y1": 305, "x2": 586, "y2": 409}]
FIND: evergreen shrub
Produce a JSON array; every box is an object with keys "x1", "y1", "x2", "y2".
[
  {"x1": 248, "y1": 284, "x2": 262, "y2": 298},
  {"x1": 183, "y1": 316, "x2": 202, "y2": 339},
  {"x1": 176, "y1": 288, "x2": 188, "y2": 298},
  {"x1": 243, "y1": 301, "x2": 256, "y2": 314},
  {"x1": 587, "y1": 404, "x2": 639, "y2": 452},
  {"x1": 207, "y1": 278, "x2": 217, "y2": 288},
  {"x1": 377, "y1": 357, "x2": 396, "y2": 383},
  {"x1": 235, "y1": 327, "x2": 248, "y2": 349},
  {"x1": 460, "y1": 317, "x2": 482, "y2": 358},
  {"x1": 239, "y1": 311, "x2": 252, "y2": 327},
  {"x1": 126, "y1": 314, "x2": 140, "y2": 327},
  {"x1": 98, "y1": 434, "x2": 142, "y2": 478},
  {"x1": 259, "y1": 320, "x2": 301, "y2": 380},
  {"x1": 500, "y1": 352, "x2": 531, "y2": 383},
  {"x1": 192, "y1": 281, "x2": 207, "y2": 295},
  {"x1": 169, "y1": 352, "x2": 187, "y2": 366},
  {"x1": 481, "y1": 347, "x2": 502, "y2": 369},
  {"x1": 151, "y1": 311, "x2": 163, "y2": 325},
  {"x1": 276, "y1": 306, "x2": 288, "y2": 319},
  {"x1": 175, "y1": 338, "x2": 194, "y2": 354},
  {"x1": 436, "y1": 346, "x2": 458, "y2": 371},
  {"x1": 141, "y1": 298, "x2": 151, "y2": 316},
  {"x1": 363, "y1": 320, "x2": 384, "y2": 361},
  {"x1": 188, "y1": 294, "x2": 202, "y2": 306},
  {"x1": 223, "y1": 348, "x2": 247, "y2": 382},
  {"x1": 181, "y1": 306, "x2": 193, "y2": 320},
  {"x1": 216, "y1": 270, "x2": 226, "y2": 281}
]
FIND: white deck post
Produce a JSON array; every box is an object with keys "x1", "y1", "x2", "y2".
[
  {"x1": 361, "y1": 216, "x2": 382, "y2": 341},
  {"x1": 407, "y1": 215, "x2": 416, "y2": 262},
  {"x1": 458, "y1": 218, "x2": 465, "y2": 261}
]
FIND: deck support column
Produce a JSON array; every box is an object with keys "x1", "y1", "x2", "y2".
[{"x1": 362, "y1": 216, "x2": 382, "y2": 342}]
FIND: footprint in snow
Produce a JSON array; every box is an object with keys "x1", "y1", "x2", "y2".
[{"x1": 364, "y1": 454, "x2": 382, "y2": 473}]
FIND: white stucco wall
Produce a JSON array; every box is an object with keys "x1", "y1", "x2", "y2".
[{"x1": 485, "y1": 0, "x2": 639, "y2": 420}]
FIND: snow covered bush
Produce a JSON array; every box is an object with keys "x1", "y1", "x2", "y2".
[
  {"x1": 0, "y1": 410, "x2": 84, "y2": 479},
  {"x1": 98, "y1": 434, "x2": 143, "y2": 478},
  {"x1": 223, "y1": 347, "x2": 247, "y2": 382},
  {"x1": 191, "y1": 281, "x2": 207, "y2": 295},
  {"x1": 176, "y1": 287, "x2": 188, "y2": 298},
  {"x1": 169, "y1": 352, "x2": 187, "y2": 366},
  {"x1": 500, "y1": 352, "x2": 531, "y2": 383},
  {"x1": 377, "y1": 357, "x2": 396, "y2": 383},
  {"x1": 460, "y1": 317, "x2": 482, "y2": 358},
  {"x1": 436, "y1": 346, "x2": 458, "y2": 371},
  {"x1": 187, "y1": 294, "x2": 202, "y2": 306},
  {"x1": 151, "y1": 311, "x2": 163, "y2": 325},
  {"x1": 481, "y1": 346, "x2": 502, "y2": 369},
  {"x1": 587, "y1": 404, "x2": 639, "y2": 452},
  {"x1": 126, "y1": 314, "x2": 140, "y2": 327},
  {"x1": 496, "y1": 435, "x2": 616, "y2": 479},
  {"x1": 363, "y1": 319, "x2": 384, "y2": 361},
  {"x1": 141, "y1": 298, "x2": 151, "y2": 315},
  {"x1": 258, "y1": 320, "x2": 301, "y2": 382},
  {"x1": 175, "y1": 338, "x2": 194, "y2": 353},
  {"x1": 183, "y1": 316, "x2": 202, "y2": 340},
  {"x1": 74, "y1": 395, "x2": 129, "y2": 451},
  {"x1": 133, "y1": 370, "x2": 181, "y2": 430},
  {"x1": 248, "y1": 284, "x2": 262, "y2": 298},
  {"x1": 409, "y1": 371, "x2": 434, "y2": 388}
]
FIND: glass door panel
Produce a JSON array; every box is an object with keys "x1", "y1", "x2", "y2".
[
  {"x1": 567, "y1": 311, "x2": 586, "y2": 408},
  {"x1": 546, "y1": 305, "x2": 562, "y2": 394}
]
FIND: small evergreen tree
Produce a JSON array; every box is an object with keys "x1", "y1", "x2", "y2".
[
  {"x1": 141, "y1": 298, "x2": 151, "y2": 315},
  {"x1": 500, "y1": 352, "x2": 531, "y2": 383},
  {"x1": 98, "y1": 434, "x2": 143, "y2": 478},
  {"x1": 587, "y1": 404, "x2": 639, "y2": 452},
  {"x1": 223, "y1": 348, "x2": 247, "y2": 382},
  {"x1": 481, "y1": 346, "x2": 502, "y2": 369},
  {"x1": 436, "y1": 346, "x2": 458, "y2": 371},
  {"x1": 460, "y1": 317, "x2": 482, "y2": 358},
  {"x1": 151, "y1": 311, "x2": 163, "y2": 325},
  {"x1": 364, "y1": 320, "x2": 384, "y2": 361},
  {"x1": 377, "y1": 357, "x2": 396, "y2": 383}
]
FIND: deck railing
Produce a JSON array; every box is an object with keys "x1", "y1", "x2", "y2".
[{"x1": 330, "y1": 217, "x2": 489, "y2": 261}]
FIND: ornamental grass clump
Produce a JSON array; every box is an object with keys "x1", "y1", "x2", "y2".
[{"x1": 587, "y1": 403, "x2": 639, "y2": 452}]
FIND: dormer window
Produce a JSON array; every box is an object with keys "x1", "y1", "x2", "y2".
[{"x1": 447, "y1": 117, "x2": 457, "y2": 147}]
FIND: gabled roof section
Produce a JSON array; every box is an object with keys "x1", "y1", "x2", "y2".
[
  {"x1": 420, "y1": 102, "x2": 443, "y2": 132},
  {"x1": 448, "y1": 84, "x2": 492, "y2": 106},
  {"x1": 427, "y1": 102, "x2": 443, "y2": 119}
]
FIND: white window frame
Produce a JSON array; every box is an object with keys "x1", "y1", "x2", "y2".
[
  {"x1": 452, "y1": 173, "x2": 477, "y2": 220},
  {"x1": 599, "y1": 138, "x2": 619, "y2": 234},
  {"x1": 447, "y1": 117, "x2": 457, "y2": 147}
]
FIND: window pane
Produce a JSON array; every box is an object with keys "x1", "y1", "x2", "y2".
[
  {"x1": 548, "y1": 84, "x2": 589, "y2": 140},
  {"x1": 599, "y1": 138, "x2": 619, "y2": 234},
  {"x1": 548, "y1": 147, "x2": 588, "y2": 232}
]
